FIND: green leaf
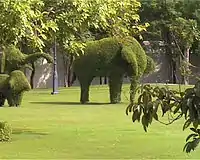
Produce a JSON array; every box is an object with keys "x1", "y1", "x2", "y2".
[
  {"x1": 153, "y1": 113, "x2": 159, "y2": 121},
  {"x1": 183, "y1": 142, "x2": 192, "y2": 153},
  {"x1": 174, "y1": 105, "x2": 181, "y2": 114},
  {"x1": 125, "y1": 103, "x2": 132, "y2": 115},
  {"x1": 142, "y1": 114, "x2": 148, "y2": 132},
  {"x1": 184, "y1": 138, "x2": 200, "y2": 153},
  {"x1": 148, "y1": 112, "x2": 153, "y2": 125},
  {"x1": 183, "y1": 119, "x2": 192, "y2": 131},
  {"x1": 132, "y1": 110, "x2": 139, "y2": 123},
  {"x1": 190, "y1": 128, "x2": 198, "y2": 133},
  {"x1": 138, "y1": 94, "x2": 143, "y2": 104},
  {"x1": 193, "y1": 121, "x2": 199, "y2": 129},
  {"x1": 186, "y1": 134, "x2": 198, "y2": 142},
  {"x1": 137, "y1": 107, "x2": 142, "y2": 122}
]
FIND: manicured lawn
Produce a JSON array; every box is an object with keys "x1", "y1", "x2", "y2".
[{"x1": 0, "y1": 84, "x2": 200, "y2": 159}]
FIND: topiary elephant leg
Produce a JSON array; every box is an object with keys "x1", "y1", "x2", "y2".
[
  {"x1": 108, "y1": 73, "x2": 123, "y2": 104},
  {"x1": 129, "y1": 77, "x2": 139, "y2": 104},
  {"x1": 0, "y1": 93, "x2": 5, "y2": 107},
  {"x1": 14, "y1": 93, "x2": 23, "y2": 107},
  {"x1": 7, "y1": 94, "x2": 23, "y2": 107},
  {"x1": 79, "y1": 77, "x2": 93, "y2": 104},
  {"x1": 7, "y1": 95, "x2": 15, "y2": 107}
]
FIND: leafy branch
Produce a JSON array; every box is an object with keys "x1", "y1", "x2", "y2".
[{"x1": 126, "y1": 81, "x2": 200, "y2": 153}]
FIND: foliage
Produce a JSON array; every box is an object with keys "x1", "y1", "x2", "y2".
[
  {"x1": 170, "y1": 17, "x2": 200, "y2": 48},
  {"x1": 73, "y1": 36, "x2": 155, "y2": 103},
  {"x1": 140, "y1": 0, "x2": 200, "y2": 84},
  {"x1": 126, "y1": 81, "x2": 200, "y2": 153},
  {"x1": 0, "y1": 70, "x2": 31, "y2": 107},
  {"x1": 0, "y1": 121, "x2": 12, "y2": 142},
  {"x1": 43, "y1": 0, "x2": 146, "y2": 56},
  {"x1": 0, "y1": 0, "x2": 57, "y2": 50}
]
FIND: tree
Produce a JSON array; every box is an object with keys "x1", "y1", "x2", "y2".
[
  {"x1": 140, "y1": 0, "x2": 200, "y2": 84},
  {"x1": 170, "y1": 17, "x2": 200, "y2": 84},
  {"x1": 0, "y1": 0, "x2": 57, "y2": 49},
  {"x1": 0, "y1": 0, "x2": 58, "y2": 88},
  {"x1": 42, "y1": 0, "x2": 147, "y2": 87}
]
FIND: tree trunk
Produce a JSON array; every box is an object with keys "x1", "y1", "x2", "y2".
[
  {"x1": 104, "y1": 77, "x2": 107, "y2": 84},
  {"x1": 62, "y1": 53, "x2": 68, "y2": 87},
  {"x1": 100, "y1": 77, "x2": 103, "y2": 85},
  {"x1": 163, "y1": 27, "x2": 177, "y2": 84},
  {"x1": 30, "y1": 62, "x2": 35, "y2": 89},
  {"x1": 67, "y1": 55, "x2": 74, "y2": 87},
  {"x1": 182, "y1": 47, "x2": 190, "y2": 85}
]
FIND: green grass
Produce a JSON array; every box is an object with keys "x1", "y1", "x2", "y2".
[{"x1": 0, "y1": 84, "x2": 200, "y2": 159}]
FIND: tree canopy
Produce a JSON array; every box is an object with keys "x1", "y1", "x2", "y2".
[
  {"x1": 42, "y1": 0, "x2": 147, "y2": 55},
  {"x1": 0, "y1": 0, "x2": 57, "y2": 50}
]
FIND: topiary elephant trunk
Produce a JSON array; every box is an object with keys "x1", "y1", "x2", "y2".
[
  {"x1": 23, "y1": 52, "x2": 53, "y2": 65},
  {"x1": 73, "y1": 36, "x2": 155, "y2": 104},
  {"x1": 1, "y1": 45, "x2": 53, "y2": 73}
]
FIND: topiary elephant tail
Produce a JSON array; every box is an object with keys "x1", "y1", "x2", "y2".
[{"x1": 144, "y1": 56, "x2": 155, "y2": 75}]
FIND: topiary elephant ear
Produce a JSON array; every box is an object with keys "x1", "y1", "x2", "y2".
[{"x1": 8, "y1": 70, "x2": 31, "y2": 94}]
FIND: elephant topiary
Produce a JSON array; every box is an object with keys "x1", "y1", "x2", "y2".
[
  {"x1": 0, "y1": 70, "x2": 31, "y2": 107},
  {"x1": 0, "y1": 45, "x2": 53, "y2": 74},
  {"x1": 73, "y1": 36, "x2": 155, "y2": 104}
]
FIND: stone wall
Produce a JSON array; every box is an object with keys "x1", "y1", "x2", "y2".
[{"x1": 25, "y1": 51, "x2": 200, "y2": 88}]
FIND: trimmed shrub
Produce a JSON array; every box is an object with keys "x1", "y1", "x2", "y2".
[
  {"x1": 73, "y1": 36, "x2": 155, "y2": 104},
  {"x1": 9, "y1": 70, "x2": 31, "y2": 93},
  {"x1": 0, "y1": 121, "x2": 12, "y2": 142},
  {"x1": 0, "y1": 70, "x2": 31, "y2": 107}
]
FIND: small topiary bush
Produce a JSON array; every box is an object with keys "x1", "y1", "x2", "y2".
[
  {"x1": 0, "y1": 121, "x2": 12, "y2": 142},
  {"x1": 0, "y1": 70, "x2": 31, "y2": 107}
]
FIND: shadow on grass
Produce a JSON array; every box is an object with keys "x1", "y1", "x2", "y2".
[
  {"x1": 30, "y1": 101, "x2": 111, "y2": 106},
  {"x1": 12, "y1": 128, "x2": 48, "y2": 136}
]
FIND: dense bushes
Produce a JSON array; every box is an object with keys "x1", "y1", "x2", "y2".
[
  {"x1": 73, "y1": 36, "x2": 155, "y2": 104},
  {"x1": 0, "y1": 121, "x2": 12, "y2": 141}
]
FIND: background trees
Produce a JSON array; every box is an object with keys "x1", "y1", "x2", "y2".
[
  {"x1": 140, "y1": 0, "x2": 200, "y2": 85},
  {"x1": 0, "y1": 0, "x2": 57, "y2": 88},
  {"x1": 41, "y1": 0, "x2": 146, "y2": 87}
]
